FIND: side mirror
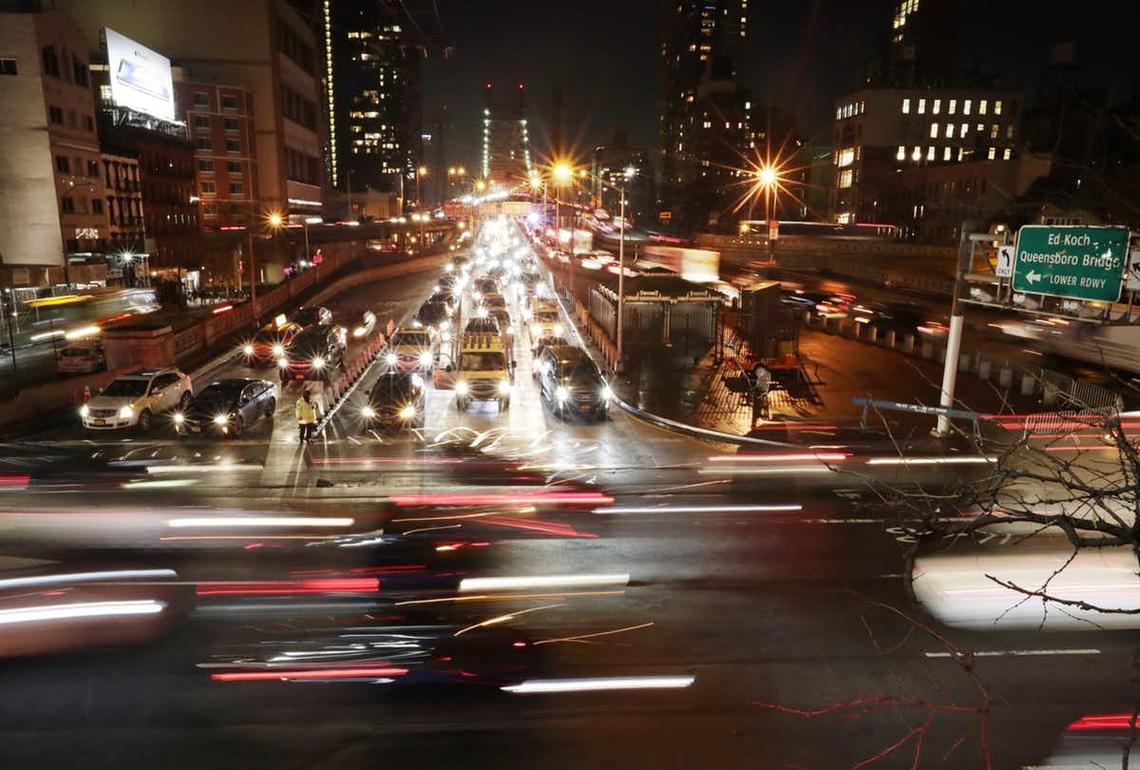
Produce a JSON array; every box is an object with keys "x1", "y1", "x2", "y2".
[{"x1": 445, "y1": 364, "x2": 454, "y2": 373}]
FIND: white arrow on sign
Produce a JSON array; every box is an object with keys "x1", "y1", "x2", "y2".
[
  {"x1": 1128, "y1": 249, "x2": 1140, "y2": 292},
  {"x1": 1025, "y1": 269, "x2": 1042, "y2": 284}
]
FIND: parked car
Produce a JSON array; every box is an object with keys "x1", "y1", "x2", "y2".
[
  {"x1": 293, "y1": 305, "x2": 332, "y2": 328},
  {"x1": 242, "y1": 322, "x2": 302, "y2": 367},
  {"x1": 80, "y1": 367, "x2": 192, "y2": 432},
  {"x1": 174, "y1": 378, "x2": 276, "y2": 438},
  {"x1": 535, "y1": 345, "x2": 610, "y2": 421},
  {"x1": 384, "y1": 328, "x2": 436, "y2": 372},
  {"x1": 280, "y1": 326, "x2": 347, "y2": 383},
  {"x1": 57, "y1": 341, "x2": 106, "y2": 375},
  {"x1": 361, "y1": 371, "x2": 426, "y2": 431}
]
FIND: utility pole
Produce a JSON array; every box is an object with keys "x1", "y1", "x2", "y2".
[
  {"x1": 247, "y1": 228, "x2": 258, "y2": 328},
  {"x1": 934, "y1": 221, "x2": 978, "y2": 436},
  {"x1": 616, "y1": 185, "x2": 627, "y2": 372}
]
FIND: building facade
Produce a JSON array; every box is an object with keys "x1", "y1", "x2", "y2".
[
  {"x1": 591, "y1": 131, "x2": 652, "y2": 225},
  {"x1": 0, "y1": 9, "x2": 110, "y2": 287},
  {"x1": 176, "y1": 80, "x2": 259, "y2": 230},
  {"x1": 99, "y1": 149, "x2": 144, "y2": 269},
  {"x1": 829, "y1": 87, "x2": 1023, "y2": 228},
  {"x1": 658, "y1": 0, "x2": 748, "y2": 228},
  {"x1": 482, "y1": 84, "x2": 531, "y2": 189},
  {"x1": 323, "y1": 0, "x2": 425, "y2": 203},
  {"x1": 50, "y1": 0, "x2": 326, "y2": 222}
]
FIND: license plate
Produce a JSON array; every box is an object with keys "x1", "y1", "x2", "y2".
[
  {"x1": 93, "y1": 419, "x2": 106, "y2": 426},
  {"x1": 189, "y1": 426, "x2": 201, "y2": 433}
]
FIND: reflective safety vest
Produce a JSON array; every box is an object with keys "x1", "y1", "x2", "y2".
[{"x1": 295, "y1": 397, "x2": 317, "y2": 423}]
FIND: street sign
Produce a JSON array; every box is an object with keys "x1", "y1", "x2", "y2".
[
  {"x1": 995, "y1": 245, "x2": 1014, "y2": 278},
  {"x1": 1013, "y1": 225, "x2": 1130, "y2": 302},
  {"x1": 1127, "y1": 249, "x2": 1140, "y2": 292}
]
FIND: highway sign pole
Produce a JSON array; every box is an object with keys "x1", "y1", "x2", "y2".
[{"x1": 934, "y1": 225, "x2": 977, "y2": 436}]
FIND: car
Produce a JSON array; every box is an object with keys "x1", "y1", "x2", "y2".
[
  {"x1": 531, "y1": 336, "x2": 571, "y2": 371},
  {"x1": 472, "y1": 277, "x2": 499, "y2": 297},
  {"x1": 351, "y1": 311, "x2": 377, "y2": 339},
  {"x1": 814, "y1": 294, "x2": 854, "y2": 319},
  {"x1": 174, "y1": 378, "x2": 276, "y2": 438},
  {"x1": 487, "y1": 308, "x2": 513, "y2": 343},
  {"x1": 455, "y1": 334, "x2": 512, "y2": 413},
  {"x1": 482, "y1": 292, "x2": 508, "y2": 312},
  {"x1": 535, "y1": 345, "x2": 611, "y2": 420},
  {"x1": 279, "y1": 326, "x2": 347, "y2": 383},
  {"x1": 414, "y1": 300, "x2": 452, "y2": 335},
  {"x1": 464, "y1": 315, "x2": 501, "y2": 336},
  {"x1": 293, "y1": 305, "x2": 332, "y2": 328},
  {"x1": 241, "y1": 322, "x2": 302, "y2": 367},
  {"x1": 80, "y1": 367, "x2": 192, "y2": 432},
  {"x1": 361, "y1": 371, "x2": 427, "y2": 431},
  {"x1": 384, "y1": 328, "x2": 436, "y2": 372},
  {"x1": 529, "y1": 307, "x2": 563, "y2": 348},
  {"x1": 57, "y1": 341, "x2": 106, "y2": 375},
  {"x1": 848, "y1": 302, "x2": 925, "y2": 336}
]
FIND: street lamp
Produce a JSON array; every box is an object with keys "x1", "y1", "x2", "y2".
[
  {"x1": 303, "y1": 216, "x2": 321, "y2": 264},
  {"x1": 248, "y1": 210, "x2": 284, "y2": 327},
  {"x1": 416, "y1": 165, "x2": 428, "y2": 208},
  {"x1": 754, "y1": 164, "x2": 780, "y2": 260},
  {"x1": 551, "y1": 161, "x2": 574, "y2": 236},
  {"x1": 616, "y1": 165, "x2": 637, "y2": 372}
]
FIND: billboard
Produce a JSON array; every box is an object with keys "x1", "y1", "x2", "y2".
[{"x1": 105, "y1": 28, "x2": 175, "y2": 122}]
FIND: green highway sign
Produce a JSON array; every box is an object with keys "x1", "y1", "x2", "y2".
[{"x1": 1013, "y1": 225, "x2": 1131, "y2": 302}]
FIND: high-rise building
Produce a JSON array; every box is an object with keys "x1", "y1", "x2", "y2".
[
  {"x1": 0, "y1": 8, "x2": 110, "y2": 288},
  {"x1": 885, "y1": 0, "x2": 959, "y2": 88},
  {"x1": 482, "y1": 83, "x2": 531, "y2": 188},
  {"x1": 322, "y1": 0, "x2": 427, "y2": 204},
  {"x1": 46, "y1": 0, "x2": 325, "y2": 222},
  {"x1": 658, "y1": 0, "x2": 749, "y2": 228}
]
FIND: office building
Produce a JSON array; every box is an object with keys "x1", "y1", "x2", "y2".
[
  {"x1": 658, "y1": 0, "x2": 749, "y2": 229},
  {"x1": 0, "y1": 8, "x2": 110, "y2": 287},
  {"x1": 884, "y1": 0, "x2": 959, "y2": 88},
  {"x1": 175, "y1": 80, "x2": 259, "y2": 230},
  {"x1": 829, "y1": 87, "x2": 1023, "y2": 227},
  {"x1": 323, "y1": 0, "x2": 427, "y2": 204},
  {"x1": 99, "y1": 149, "x2": 145, "y2": 277},
  {"x1": 47, "y1": 0, "x2": 325, "y2": 221},
  {"x1": 482, "y1": 83, "x2": 531, "y2": 188},
  {"x1": 591, "y1": 129, "x2": 652, "y2": 225}
]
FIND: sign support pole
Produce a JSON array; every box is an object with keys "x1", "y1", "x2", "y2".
[{"x1": 934, "y1": 223, "x2": 977, "y2": 436}]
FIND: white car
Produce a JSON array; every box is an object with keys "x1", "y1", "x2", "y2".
[
  {"x1": 57, "y1": 342, "x2": 106, "y2": 375},
  {"x1": 80, "y1": 367, "x2": 193, "y2": 432}
]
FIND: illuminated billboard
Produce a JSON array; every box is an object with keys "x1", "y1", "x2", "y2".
[{"x1": 105, "y1": 28, "x2": 174, "y2": 122}]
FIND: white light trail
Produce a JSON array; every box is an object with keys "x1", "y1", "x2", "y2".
[
  {"x1": 459, "y1": 574, "x2": 630, "y2": 593},
  {"x1": 166, "y1": 517, "x2": 354, "y2": 528},
  {"x1": 0, "y1": 600, "x2": 166, "y2": 625},
  {"x1": 0, "y1": 569, "x2": 177, "y2": 590},
  {"x1": 502, "y1": 675, "x2": 695, "y2": 694},
  {"x1": 593, "y1": 504, "x2": 802, "y2": 515},
  {"x1": 924, "y1": 648, "x2": 1099, "y2": 658},
  {"x1": 147, "y1": 463, "x2": 263, "y2": 474},
  {"x1": 865, "y1": 456, "x2": 997, "y2": 466},
  {"x1": 698, "y1": 466, "x2": 835, "y2": 475}
]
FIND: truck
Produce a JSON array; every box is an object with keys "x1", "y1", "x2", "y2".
[{"x1": 454, "y1": 333, "x2": 512, "y2": 413}]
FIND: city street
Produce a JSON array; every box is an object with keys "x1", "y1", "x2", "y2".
[{"x1": 1, "y1": 235, "x2": 1135, "y2": 769}]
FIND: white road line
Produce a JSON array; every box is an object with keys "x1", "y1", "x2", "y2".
[{"x1": 924, "y1": 648, "x2": 1100, "y2": 658}]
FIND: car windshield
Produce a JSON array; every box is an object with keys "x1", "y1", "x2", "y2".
[
  {"x1": 417, "y1": 303, "x2": 447, "y2": 321},
  {"x1": 460, "y1": 352, "x2": 505, "y2": 370},
  {"x1": 559, "y1": 360, "x2": 597, "y2": 381},
  {"x1": 197, "y1": 382, "x2": 244, "y2": 402},
  {"x1": 371, "y1": 375, "x2": 416, "y2": 401},
  {"x1": 393, "y1": 331, "x2": 432, "y2": 348},
  {"x1": 534, "y1": 311, "x2": 558, "y2": 322},
  {"x1": 60, "y1": 347, "x2": 96, "y2": 356},
  {"x1": 101, "y1": 379, "x2": 148, "y2": 398}
]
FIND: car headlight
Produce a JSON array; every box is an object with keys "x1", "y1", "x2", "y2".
[
  {"x1": 311, "y1": 356, "x2": 325, "y2": 370},
  {"x1": 553, "y1": 324, "x2": 564, "y2": 336},
  {"x1": 442, "y1": 331, "x2": 452, "y2": 343},
  {"x1": 79, "y1": 404, "x2": 90, "y2": 417},
  {"x1": 555, "y1": 385, "x2": 570, "y2": 402},
  {"x1": 455, "y1": 380, "x2": 469, "y2": 396},
  {"x1": 385, "y1": 353, "x2": 398, "y2": 365},
  {"x1": 418, "y1": 351, "x2": 432, "y2": 367},
  {"x1": 272, "y1": 344, "x2": 285, "y2": 357},
  {"x1": 213, "y1": 414, "x2": 229, "y2": 426},
  {"x1": 353, "y1": 326, "x2": 366, "y2": 338},
  {"x1": 243, "y1": 344, "x2": 254, "y2": 355},
  {"x1": 601, "y1": 385, "x2": 614, "y2": 401},
  {"x1": 361, "y1": 406, "x2": 376, "y2": 419},
  {"x1": 498, "y1": 380, "x2": 512, "y2": 395},
  {"x1": 399, "y1": 405, "x2": 417, "y2": 419},
  {"x1": 411, "y1": 319, "x2": 422, "y2": 328},
  {"x1": 173, "y1": 412, "x2": 185, "y2": 425},
  {"x1": 440, "y1": 319, "x2": 451, "y2": 329},
  {"x1": 118, "y1": 405, "x2": 134, "y2": 418},
  {"x1": 278, "y1": 357, "x2": 289, "y2": 368}
]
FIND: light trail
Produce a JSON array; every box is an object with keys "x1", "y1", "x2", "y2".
[{"x1": 502, "y1": 675, "x2": 695, "y2": 694}]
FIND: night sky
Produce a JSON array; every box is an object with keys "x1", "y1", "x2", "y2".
[{"x1": 423, "y1": 0, "x2": 1135, "y2": 172}]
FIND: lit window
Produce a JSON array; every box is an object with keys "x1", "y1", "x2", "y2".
[
  {"x1": 963, "y1": 99, "x2": 972, "y2": 115},
  {"x1": 911, "y1": 146, "x2": 921, "y2": 161},
  {"x1": 957, "y1": 147, "x2": 964, "y2": 161},
  {"x1": 917, "y1": 98, "x2": 926, "y2": 114},
  {"x1": 859, "y1": 100, "x2": 864, "y2": 114},
  {"x1": 837, "y1": 212, "x2": 851, "y2": 224},
  {"x1": 979, "y1": 100, "x2": 988, "y2": 115},
  {"x1": 837, "y1": 169, "x2": 853, "y2": 188},
  {"x1": 932, "y1": 99, "x2": 941, "y2": 115},
  {"x1": 948, "y1": 99, "x2": 957, "y2": 115},
  {"x1": 1002, "y1": 148, "x2": 1011, "y2": 160},
  {"x1": 835, "y1": 107, "x2": 842, "y2": 120},
  {"x1": 994, "y1": 100, "x2": 1003, "y2": 116},
  {"x1": 946, "y1": 123, "x2": 955, "y2": 138},
  {"x1": 902, "y1": 98, "x2": 910, "y2": 114},
  {"x1": 837, "y1": 147, "x2": 855, "y2": 167},
  {"x1": 943, "y1": 146, "x2": 952, "y2": 161},
  {"x1": 926, "y1": 146, "x2": 935, "y2": 161},
  {"x1": 987, "y1": 147, "x2": 996, "y2": 160},
  {"x1": 989, "y1": 124, "x2": 999, "y2": 139},
  {"x1": 960, "y1": 123, "x2": 968, "y2": 137},
  {"x1": 896, "y1": 145, "x2": 906, "y2": 161},
  {"x1": 930, "y1": 123, "x2": 939, "y2": 138},
  {"x1": 977, "y1": 123, "x2": 984, "y2": 133}
]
